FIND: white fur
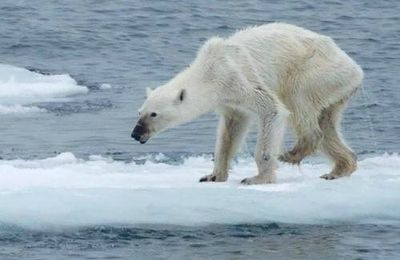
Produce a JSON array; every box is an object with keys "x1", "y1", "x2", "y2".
[{"x1": 137, "y1": 23, "x2": 363, "y2": 184}]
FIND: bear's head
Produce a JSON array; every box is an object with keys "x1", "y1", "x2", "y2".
[
  {"x1": 131, "y1": 38, "x2": 227, "y2": 144},
  {"x1": 131, "y1": 85, "x2": 190, "y2": 144}
]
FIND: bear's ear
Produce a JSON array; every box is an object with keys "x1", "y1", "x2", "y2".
[
  {"x1": 146, "y1": 87, "x2": 153, "y2": 97},
  {"x1": 175, "y1": 89, "x2": 186, "y2": 104}
]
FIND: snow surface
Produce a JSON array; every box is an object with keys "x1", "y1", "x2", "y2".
[
  {"x1": 0, "y1": 153, "x2": 399, "y2": 229},
  {"x1": 0, "y1": 63, "x2": 88, "y2": 114}
]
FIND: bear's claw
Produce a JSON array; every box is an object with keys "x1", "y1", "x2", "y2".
[
  {"x1": 199, "y1": 174, "x2": 226, "y2": 182},
  {"x1": 199, "y1": 175, "x2": 216, "y2": 182},
  {"x1": 320, "y1": 173, "x2": 339, "y2": 180},
  {"x1": 320, "y1": 173, "x2": 348, "y2": 180}
]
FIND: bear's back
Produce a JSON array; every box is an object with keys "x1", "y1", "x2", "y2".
[
  {"x1": 226, "y1": 23, "x2": 338, "y2": 58},
  {"x1": 228, "y1": 23, "x2": 320, "y2": 42},
  {"x1": 220, "y1": 23, "x2": 361, "y2": 97}
]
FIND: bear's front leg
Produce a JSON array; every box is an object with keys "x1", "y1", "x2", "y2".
[
  {"x1": 200, "y1": 109, "x2": 250, "y2": 183},
  {"x1": 241, "y1": 108, "x2": 287, "y2": 185}
]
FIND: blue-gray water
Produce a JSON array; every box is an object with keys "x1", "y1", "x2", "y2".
[
  {"x1": 0, "y1": 0, "x2": 399, "y2": 259},
  {"x1": 1, "y1": 224, "x2": 399, "y2": 259}
]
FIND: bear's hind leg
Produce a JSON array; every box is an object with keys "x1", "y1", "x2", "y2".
[
  {"x1": 279, "y1": 114, "x2": 323, "y2": 165},
  {"x1": 319, "y1": 100, "x2": 357, "y2": 180},
  {"x1": 200, "y1": 108, "x2": 250, "y2": 182}
]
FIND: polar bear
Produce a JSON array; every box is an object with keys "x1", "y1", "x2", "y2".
[{"x1": 131, "y1": 23, "x2": 363, "y2": 184}]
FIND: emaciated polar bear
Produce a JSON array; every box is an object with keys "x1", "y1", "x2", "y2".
[{"x1": 132, "y1": 23, "x2": 363, "y2": 184}]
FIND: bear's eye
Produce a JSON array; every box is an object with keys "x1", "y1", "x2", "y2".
[
  {"x1": 150, "y1": 112, "x2": 157, "y2": 118},
  {"x1": 179, "y1": 89, "x2": 185, "y2": 102}
]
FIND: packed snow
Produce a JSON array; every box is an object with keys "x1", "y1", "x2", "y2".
[{"x1": 0, "y1": 153, "x2": 399, "y2": 229}]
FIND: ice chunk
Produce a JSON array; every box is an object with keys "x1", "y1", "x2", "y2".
[
  {"x1": 0, "y1": 63, "x2": 88, "y2": 114},
  {"x1": 0, "y1": 153, "x2": 399, "y2": 229}
]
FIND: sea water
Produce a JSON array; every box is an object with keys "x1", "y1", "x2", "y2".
[{"x1": 0, "y1": 0, "x2": 399, "y2": 259}]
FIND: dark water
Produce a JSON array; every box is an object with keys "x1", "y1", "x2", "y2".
[
  {"x1": 0, "y1": 0, "x2": 399, "y2": 259},
  {"x1": 1, "y1": 224, "x2": 400, "y2": 259}
]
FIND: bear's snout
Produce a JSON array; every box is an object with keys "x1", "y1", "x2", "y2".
[
  {"x1": 131, "y1": 122, "x2": 149, "y2": 144},
  {"x1": 131, "y1": 130, "x2": 142, "y2": 142}
]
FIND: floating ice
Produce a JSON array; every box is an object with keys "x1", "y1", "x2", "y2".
[
  {"x1": 100, "y1": 83, "x2": 112, "y2": 90},
  {"x1": 0, "y1": 63, "x2": 88, "y2": 114},
  {"x1": 0, "y1": 104, "x2": 46, "y2": 114},
  {"x1": 0, "y1": 153, "x2": 399, "y2": 229}
]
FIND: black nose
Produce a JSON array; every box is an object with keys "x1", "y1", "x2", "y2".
[
  {"x1": 131, "y1": 124, "x2": 145, "y2": 141},
  {"x1": 131, "y1": 131, "x2": 141, "y2": 141},
  {"x1": 133, "y1": 124, "x2": 144, "y2": 135}
]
